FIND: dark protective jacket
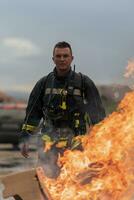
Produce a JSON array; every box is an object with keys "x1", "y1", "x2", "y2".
[{"x1": 22, "y1": 68, "x2": 106, "y2": 135}]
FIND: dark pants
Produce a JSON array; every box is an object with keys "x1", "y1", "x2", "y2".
[{"x1": 37, "y1": 127, "x2": 74, "y2": 179}]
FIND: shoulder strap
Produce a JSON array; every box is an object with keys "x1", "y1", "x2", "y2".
[
  {"x1": 67, "y1": 71, "x2": 84, "y2": 98},
  {"x1": 44, "y1": 72, "x2": 55, "y2": 106},
  {"x1": 79, "y1": 72, "x2": 85, "y2": 98}
]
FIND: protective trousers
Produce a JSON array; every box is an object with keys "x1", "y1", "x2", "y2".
[{"x1": 37, "y1": 127, "x2": 83, "y2": 178}]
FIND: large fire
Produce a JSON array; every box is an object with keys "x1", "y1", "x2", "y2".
[{"x1": 37, "y1": 91, "x2": 134, "y2": 200}]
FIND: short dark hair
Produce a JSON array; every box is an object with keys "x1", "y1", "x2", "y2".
[{"x1": 53, "y1": 41, "x2": 72, "y2": 55}]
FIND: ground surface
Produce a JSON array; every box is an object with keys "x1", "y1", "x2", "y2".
[{"x1": 0, "y1": 142, "x2": 38, "y2": 200}]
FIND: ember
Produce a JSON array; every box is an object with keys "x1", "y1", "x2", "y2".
[{"x1": 37, "y1": 91, "x2": 134, "y2": 200}]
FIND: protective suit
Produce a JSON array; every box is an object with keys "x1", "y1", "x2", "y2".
[{"x1": 20, "y1": 67, "x2": 106, "y2": 178}]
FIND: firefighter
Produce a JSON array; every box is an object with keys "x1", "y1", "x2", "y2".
[{"x1": 20, "y1": 41, "x2": 106, "y2": 178}]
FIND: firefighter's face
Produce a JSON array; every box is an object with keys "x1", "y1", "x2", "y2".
[{"x1": 52, "y1": 47, "x2": 73, "y2": 75}]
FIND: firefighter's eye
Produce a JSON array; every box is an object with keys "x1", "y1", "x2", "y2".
[
  {"x1": 56, "y1": 55, "x2": 61, "y2": 58},
  {"x1": 63, "y1": 54, "x2": 69, "y2": 58},
  {"x1": 55, "y1": 54, "x2": 70, "y2": 59}
]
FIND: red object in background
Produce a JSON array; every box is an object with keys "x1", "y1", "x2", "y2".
[{"x1": 0, "y1": 103, "x2": 27, "y2": 110}]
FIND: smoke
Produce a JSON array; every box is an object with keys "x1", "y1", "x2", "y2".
[
  {"x1": 124, "y1": 59, "x2": 134, "y2": 78},
  {"x1": 36, "y1": 127, "x2": 75, "y2": 179},
  {"x1": 37, "y1": 131, "x2": 61, "y2": 179},
  {"x1": 124, "y1": 59, "x2": 134, "y2": 89}
]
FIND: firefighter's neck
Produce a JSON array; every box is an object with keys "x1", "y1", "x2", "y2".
[{"x1": 56, "y1": 67, "x2": 71, "y2": 77}]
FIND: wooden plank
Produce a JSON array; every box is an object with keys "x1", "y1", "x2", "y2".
[
  {"x1": 1, "y1": 169, "x2": 45, "y2": 200},
  {"x1": 36, "y1": 167, "x2": 53, "y2": 200}
]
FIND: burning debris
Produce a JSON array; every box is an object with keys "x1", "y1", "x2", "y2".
[{"x1": 36, "y1": 91, "x2": 134, "y2": 200}]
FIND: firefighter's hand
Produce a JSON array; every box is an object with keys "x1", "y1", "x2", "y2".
[
  {"x1": 20, "y1": 142, "x2": 29, "y2": 158},
  {"x1": 19, "y1": 130, "x2": 30, "y2": 158}
]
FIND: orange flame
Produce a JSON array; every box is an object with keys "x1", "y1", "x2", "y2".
[{"x1": 39, "y1": 91, "x2": 134, "y2": 200}]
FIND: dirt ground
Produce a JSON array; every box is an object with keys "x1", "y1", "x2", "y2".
[
  {"x1": 0, "y1": 143, "x2": 38, "y2": 200},
  {"x1": 0, "y1": 144, "x2": 38, "y2": 175}
]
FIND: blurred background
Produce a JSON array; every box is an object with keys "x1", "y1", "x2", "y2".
[{"x1": 0, "y1": 0, "x2": 134, "y2": 198}]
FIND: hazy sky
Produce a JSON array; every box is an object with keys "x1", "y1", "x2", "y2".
[{"x1": 0, "y1": 0, "x2": 134, "y2": 92}]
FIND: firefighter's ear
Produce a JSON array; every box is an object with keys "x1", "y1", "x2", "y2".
[
  {"x1": 71, "y1": 56, "x2": 74, "y2": 61},
  {"x1": 52, "y1": 57, "x2": 55, "y2": 63}
]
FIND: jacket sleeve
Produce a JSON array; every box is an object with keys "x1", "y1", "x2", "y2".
[
  {"x1": 83, "y1": 75, "x2": 106, "y2": 125},
  {"x1": 22, "y1": 76, "x2": 47, "y2": 132}
]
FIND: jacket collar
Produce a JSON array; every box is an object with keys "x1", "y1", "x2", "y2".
[{"x1": 53, "y1": 67, "x2": 73, "y2": 81}]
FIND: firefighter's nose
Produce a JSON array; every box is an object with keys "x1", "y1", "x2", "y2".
[{"x1": 60, "y1": 56, "x2": 64, "y2": 60}]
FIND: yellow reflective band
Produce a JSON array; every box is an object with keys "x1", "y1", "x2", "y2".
[
  {"x1": 45, "y1": 88, "x2": 63, "y2": 95},
  {"x1": 56, "y1": 141, "x2": 67, "y2": 148},
  {"x1": 60, "y1": 101, "x2": 67, "y2": 110},
  {"x1": 59, "y1": 137, "x2": 68, "y2": 141},
  {"x1": 45, "y1": 88, "x2": 81, "y2": 96},
  {"x1": 22, "y1": 124, "x2": 37, "y2": 132},
  {"x1": 75, "y1": 119, "x2": 80, "y2": 128},
  {"x1": 41, "y1": 134, "x2": 52, "y2": 142}
]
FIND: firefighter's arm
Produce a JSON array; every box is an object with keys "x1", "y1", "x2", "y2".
[
  {"x1": 23, "y1": 77, "x2": 46, "y2": 126},
  {"x1": 19, "y1": 124, "x2": 38, "y2": 158},
  {"x1": 20, "y1": 77, "x2": 46, "y2": 157}
]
